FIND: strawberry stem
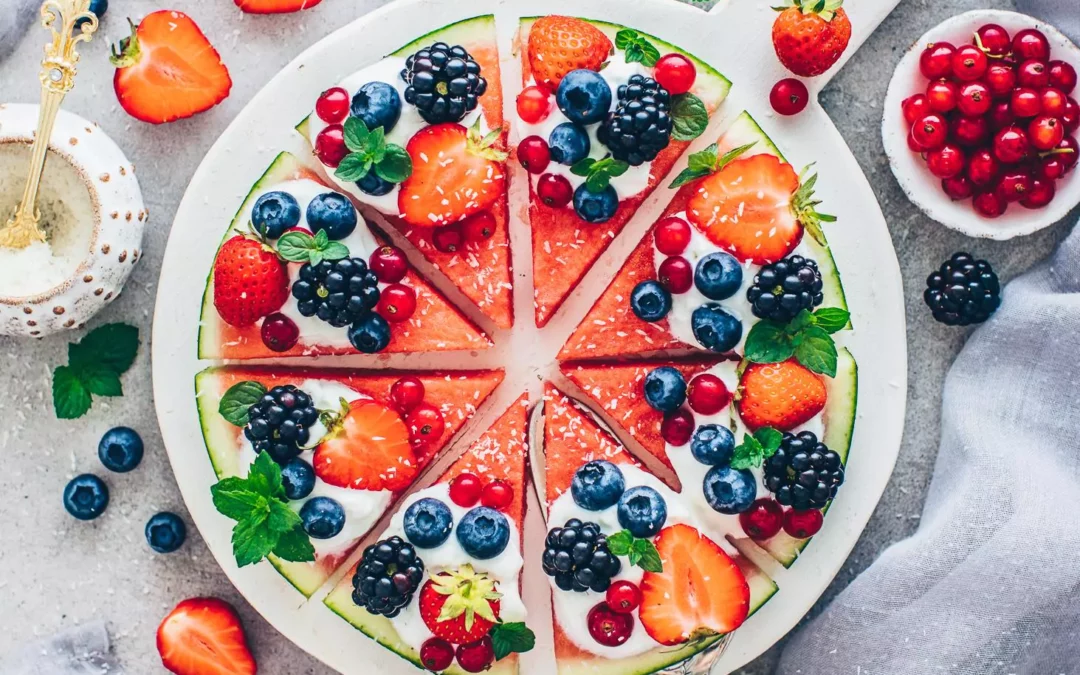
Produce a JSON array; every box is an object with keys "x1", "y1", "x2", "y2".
[{"x1": 108, "y1": 19, "x2": 141, "y2": 69}]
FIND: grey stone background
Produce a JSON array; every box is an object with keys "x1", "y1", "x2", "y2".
[{"x1": 0, "y1": 0, "x2": 1076, "y2": 673}]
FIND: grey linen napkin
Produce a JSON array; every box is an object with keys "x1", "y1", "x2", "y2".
[{"x1": 0, "y1": 622, "x2": 123, "y2": 674}]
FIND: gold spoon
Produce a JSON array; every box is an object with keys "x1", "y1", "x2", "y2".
[{"x1": 0, "y1": 0, "x2": 99, "y2": 250}]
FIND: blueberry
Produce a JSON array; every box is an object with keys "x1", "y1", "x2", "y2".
[
  {"x1": 281, "y1": 458, "x2": 315, "y2": 500},
  {"x1": 307, "y1": 192, "x2": 358, "y2": 241},
  {"x1": 691, "y1": 303, "x2": 742, "y2": 353},
  {"x1": 63, "y1": 474, "x2": 109, "y2": 521},
  {"x1": 75, "y1": 0, "x2": 107, "y2": 27},
  {"x1": 703, "y1": 466, "x2": 756, "y2": 514},
  {"x1": 556, "y1": 70, "x2": 612, "y2": 126},
  {"x1": 97, "y1": 427, "x2": 143, "y2": 473},
  {"x1": 351, "y1": 81, "x2": 402, "y2": 133},
  {"x1": 300, "y1": 496, "x2": 346, "y2": 539},
  {"x1": 694, "y1": 252, "x2": 743, "y2": 301},
  {"x1": 573, "y1": 184, "x2": 618, "y2": 224},
  {"x1": 356, "y1": 171, "x2": 395, "y2": 196},
  {"x1": 691, "y1": 425, "x2": 735, "y2": 466},
  {"x1": 548, "y1": 123, "x2": 590, "y2": 165},
  {"x1": 348, "y1": 312, "x2": 392, "y2": 353},
  {"x1": 252, "y1": 191, "x2": 301, "y2": 239},
  {"x1": 643, "y1": 367, "x2": 686, "y2": 413},
  {"x1": 571, "y1": 461, "x2": 625, "y2": 511},
  {"x1": 630, "y1": 280, "x2": 672, "y2": 322},
  {"x1": 145, "y1": 512, "x2": 187, "y2": 553},
  {"x1": 617, "y1": 486, "x2": 667, "y2": 538},
  {"x1": 456, "y1": 506, "x2": 510, "y2": 559},
  {"x1": 403, "y1": 498, "x2": 453, "y2": 548}
]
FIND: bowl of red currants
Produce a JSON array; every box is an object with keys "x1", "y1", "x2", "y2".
[{"x1": 883, "y1": 11, "x2": 1079, "y2": 239}]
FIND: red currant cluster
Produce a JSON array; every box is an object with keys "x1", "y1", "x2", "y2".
[
  {"x1": 659, "y1": 371, "x2": 733, "y2": 447},
  {"x1": 388, "y1": 376, "x2": 447, "y2": 451},
  {"x1": 903, "y1": 25, "x2": 1078, "y2": 217},
  {"x1": 739, "y1": 497, "x2": 823, "y2": 541},
  {"x1": 653, "y1": 215, "x2": 695, "y2": 294},
  {"x1": 430, "y1": 211, "x2": 496, "y2": 253},
  {"x1": 369, "y1": 245, "x2": 418, "y2": 323},
  {"x1": 584, "y1": 580, "x2": 643, "y2": 647},
  {"x1": 420, "y1": 636, "x2": 493, "y2": 673},
  {"x1": 448, "y1": 472, "x2": 515, "y2": 511},
  {"x1": 314, "y1": 86, "x2": 352, "y2": 167}
]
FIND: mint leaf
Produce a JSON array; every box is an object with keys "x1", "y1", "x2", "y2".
[
  {"x1": 53, "y1": 366, "x2": 92, "y2": 419},
  {"x1": 267, "y1": 499, "x2": 302, "y2": 533},
  {"x1": 606, "y1": 530, "x2": 632, "y2": 556},
  {"x1": 731, "y1": 427, "x2": 783, "y2": 470},
  {"x1": 794, "y1": 324, "x2": 838, "y2": 377},
  {"x1": 211, "y1": 479, "x2": 267, "y2": 521},
  {"x1": 277, "y1": 230, "x2": 350, "y2": 265},
  {"x1": 715, "y1": 143, "x2": 758, "y2": 171},
  {"x1": 631, "y1": 538, "x2": 664, "y2": 573},
  {"x1": 374, "y1": 145, "x2": 413, "y2": 183},
  {"x1": 753, "y1": 427, "x2": 783, "y2": 453},
  {"x1": 321, "y1": 241, "x2": 350, "y2": 262},
  {"x1": 744, "y1": 320, "x2": 795, "y2": 364},
  {"x1": 342, "y1": 117, "x2": 370, "y2": 152},
  {"x1": 79, "y1": 364, "x2": 123, "y2": 397},
  {"x1": 571, "y1": 155, "x2": 630, "y2": 193},
  {"x1": 491, "y1": 622, "x2": 536, "y2": 661},
  {"x1": 218, "y1": 380, "x2": 267, "y2": 427},
  {"x1": 571, "y1": 158, "x2": 596, "y2": 177},
  {"x1": 787, "y1": 309, "x2": 815, "y2": 334},
  {"x1": 272, "y1": 525, "x2": 316, "y2": 562},
  {"x1": 335, "y1": 153, "x2": 373, "y2": 182},
  {"x1": 813, "y1": 307, "x2": 851, "y2": 333},
  {"x1": 615, "y1": 29, "x2": 660, "y2": 66},
  {"x1": 69, "y1": 323, "x2": 139, "y2": 373},
  {"x1": 687, "y1": 144, "x2": 718, "y2": 173},
  {"x1": 366, "y1": 126, "x2": 387, "y2": 163},
  {"x1": 232, "y1": 511, "x2": 274, "y2": 567},
  {"x1": 671, "y1": 93, "x2": 709, "y2": 141},
  {"x1": 248, "y1": 452, "x2": 286, "y2": 500},
  {"x1": 669, "y1": 142, "x2": 756, "y2": 189}
]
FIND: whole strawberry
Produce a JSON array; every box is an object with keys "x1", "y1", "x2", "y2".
[
  {"x1": 213, "y1": 236, "x2": 289, "y2": 327},
  {"x1": 738, "y1": 361, "x2": 827, "y2": 431},
  {"x1": 772, "y1": 0, "x2": 852, "y2": 78},
  {"x1": 419, "y1": 565, "x2": 501, "y2": 645},
  {"x1": 527, "y1": 15, "x2": 613, "y2": 91}
]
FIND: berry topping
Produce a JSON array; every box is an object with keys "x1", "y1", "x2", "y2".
[
  {"x1": 703, "y1": 465, "x2": 757, "y2": 514},
  {"x1": 280, "y1": 458, "x2": 315, "y2": 500},
  {"x1": 517, "y1": 84, "x2": 553, "y2": 123},
  {"x1": 291, "y1": 257, "x2": 380, "y2": 329},
  {"x1": 299, "y1": 496, "x2": 346, "y2": 539},
  {"x1": 461, "y1": 211, "x2": 497, "y2": 243},
  {"x1": 348, "y1": 313, "x2": 392, "y2": 353},
  {"x1": 481, "y1": 480, "x2": 514, "y2": 511},
  {"x1": 401, "y1": 43, "x2": 486, "y2": 124},
  {"x1": 783, "y1": 507, "x2": 824, "y2": 538},
  {"x1": 350, "y1": 81, "x2": 402, "y2": 133},
  {"x1": 771, "y1": 0, "x2": 852, "y2": 78},
  {"x1": 739, "y1": 498, "x2": 785, "y2": 540},
  {"x1": 747, "y1": 255, "x2": 824, "y2": 322},
  {"x1": 356, "y1": 171, "x2": 395, "y2": 196},
  {"x1": 63, "y1": 474, "x2": 109, "y2": 520},
  {"x1": 156, "y1": 598, "x2": 255, "y2": 675},
  {"x1": 763, "y1": 430, "x2": 844, "y2": 510},
  {"x1": 244, "y1": 385, "x2": 318, "y2": 464},
  {"x1": 643, "y1": 366, "x2": 687, "y2": 413},
  {"x1": 518, "y1": 135, "x2": 552, "y2": 173},
  {"x1": 738, "y1": 361, "x2": 827, "y2": 432},
  {"x1": 389, "y1": 376, "x2": 425, "y2": 415},
  {"x1": 691, "y1": 303, "x2": 742, "y2": 353},
  {"x1": 770, "y1": 77, "x2": 809, "y2": 116},
  {"x1": 542, "y1": 519, "x2": 622, "y2": 593},
  {"x1": 605, "y1": 580, "x2": 643, "y2": 614},
  {"x1": 376, "y1": 283, "x2": 418, "y2": 323},
  {"x1": 352, "y1": 536, "x2": 425, "y2": 618},
  {"x1": 449, "y1": 473, "x2": 483, "y2": 508},
  {"x1": 548, "y1": 122, "x2": 591, "y2": 166},
  {"x1": 315, "y1": 86, "x2": 350, "y2": 124},
  {"x1": 420, "y1": 566, "x2": 501, "y2": 645},
  {"x1": 251, "y1": 190, "x2": 300, "y2": 239},
  {"x1": 406, "y1": 403, "x2": 446, "y2": 449},
  {"x1": 420, "y1": 638, "x2": 455, "y2": 672},
  {"x1": 573, "y1": 183, "x2": 619, "y2": 224},
  {"x1": 314, "y1": 124, "x2": 349, "y2": 168},
  {"x1": 661, "y1": 409, "x2": 695, "y2": 447},
  {"x1": 537, "y1": 173, "x2": 574, "y2": 208},
  {"x1": 556, "y1": 69, "x2": 613, "y2": 126},
  {"x1": 654, "y1": 53, "x2": 697, "y2": 95},
  {"x1": 306, "y1": 192, "x2": 357, "y2": 240},
  {"x1": 598, "y1": 74, "x2": 672, "y2": 166},
  {"x1": 432, "y1": 223, "x2": 465, "y2": 253},
  {"x1": 617, "y1": 486, "x2": 668, "y2": 538},
  {"x1": 653, "y1": 216, "x2": 692, "y2": 255},
  {"x1": 98, "y1": 426, "x2": 144, "y2": 473},
  {"x1": 690, "y1": 424, "x2": 736, "y2": 466},
  {"x1": 571, "y1": 460, "x2": 626, "y2": 511},
  {"x1": 587, "y1": 603, "x2": 634, "y2": 647},
  {"x1": 213, "y1": 236, "x2": 289, "y2": 328},
  {"x1": 456, "y1": 637, "x2": 495, "y2": 674},
  {"x1": 658, "y1": 256, "x2": 693, "y2": 294},
  {"x1": 260, "y1": 313, "x2": 299, "y2": 353},
  {"x1": 526, "y1": 16, "x2": 612, "y2": 91},
  {"x1": 456, "y1": 507, "x2": 510, "y2": 559},
  {"x1": 923, "y1": 252, "x2": 1001, "y2": 326},
  {"x1": 313, "y1": 400, "x2": 416, "y2": 491},
  {"x1": 693, "y1": 251, "x2": 742, "y2": 301},
  {"x1": 687, "y1": 374, "x2": 731, "y2": 415},
  {"x1": 404, "y1": 497, "x2": 453, "y2": 549},
  {"x1": 630, "y1": 280, "x2": 672, "y2": 322},
  {"x1": 146, "y1": 512, "x2": 187, "y2": 553}
]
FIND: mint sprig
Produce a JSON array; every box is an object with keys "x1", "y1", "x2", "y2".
[
  {"x1": 571, "y1": 155, "x2": 629, "y2": 193},
  {"x1": 670, "y1": 93, "x2": 709, "y2": 142},
  {"x1": 606, "y1": 529, "x2": 664, "y2": 572},
  {"x1": 335, "y1": 117, "x2": 412, "y2": 184},
  {"x1": 52, "y1": 323, "x2": 139, "y2": 419},
  {"x1": 730, "y1": 427, "x2": 783, "y2": 470},
  {"x1": 743, "y1": 307, "x2": 851, "y2": 377},
  {"x1": 277, "y1": 228, "x2": 349, "y2": 265},
  {"x1": 669, "y1": 142, "x2": 757, "y2": 189},
  {"x1": 211, "y1": 453, "x2": 315, "y2": 567},
  {"x1": 219, "y1": 380, "x2": 269, "y2": 427},
  {"x1": 491, "y1": 622, "x2": 536, "y2": 661},
  {"x1": 614, "y1": 29, "x2": 660, "y2": 67}
]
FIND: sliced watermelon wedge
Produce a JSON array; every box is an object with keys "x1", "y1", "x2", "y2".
[
  {"x1": 519, "y1": 18, "x2": 731, "y2": 328},
  {"x1": 324, "y1": 394, "x2": 531, "y2": 674},
  {"x1": 195, "y1": 365, "x2": 504, "y2": 596}
]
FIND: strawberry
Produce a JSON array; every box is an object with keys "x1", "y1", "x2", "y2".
[
  {"x1": 156, "y1": 597, "x2": 256, "y2": 675},
  {"x1": 772, "y1": 0, "x2": 852, "y2": 78},
  {"x1": 638, "y1": 525, "x2": 750, "y2": 645},
  {"x1": 738, "y1": 360, "x2": 827, "y2": 432},
  {"x1": 235, "y1": 0, "x2": 323, "y2": 13},
  {"x1": 110, "y1": 11, "x2": 232, "y2": 124},
  {"x1": 397, "y1": 121, "x2": 507, "y2": 229},
  {"x1": 313, "y1": 400, "x2": 416, "y2": 492},
  {"x1": 419, "y1": 566, "x2": 502, "y2": 645},
  {"x1": 687, "y1": 154, "x2": 832, "y2": 265},
  {"x1": 527, "y1": 15, "x2": 613, "y2": 91},
  {"x1": 213, "y1": 236, "x2": 289, "y2": 328}
]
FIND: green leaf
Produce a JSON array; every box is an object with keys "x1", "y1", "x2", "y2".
[
  {"x1": 715, "y1": 143, "x2": 758, "y2": 171},
  {"x1": 267, "y1": 500, "x2": 302, "y2": 534},
  {"x1": 79, "y1": 364, "x2": 123, "y2": 397},
  {"x1": 631, "y1": 539, "x2": 664, "y2": 573},
  {"x1": 491, "y1": 622, "x2": 536, "y2": 661},
  {"x1": 211, "y1": 479, "x2": 268, "y2": 521},
  {"x1": 247, "y1": 452, "x2": 286, "y2": 501},
  {"x1": 585, "y1": 172, "x2": 609, "y2": 193},
  {"x1": 218, "y1": 380, "x2": 268, "y2": 427},
  {"x1": 669, "y1": 142, "x2": 756, "y2": 189},
  {"x1": 671, "y1": 93, "x2": 709, "y2": 141},
  {"x1": 787, "y1": 309, "x2": 815, "y2": 334},
  {"x1": 52, "y1": 366, "x2": 92, "y2": 419},
  {"x1": 366, "y1": 126, "x2": 388, "y2": 163},
  {"x1": 813, "y1": 307, "x2": 851, "y2": 333},
  {"x1": 69, "y1": 323, "x2": 140, "y2": 374},
  {"x1": 606, "y1": 530, "x2": 632, "y2": 556},
  {"x1": 313, "y1": 228, "x2": 329, "y2": 248},
  {"x1": 276, "y1": 230, "x2": 317, "y2": 263},
  {"x1": 231, "y1": 512, "x2": 275, "y2": 567},
  {"x1": 374, "y1": 144, "x2": 413, "y2": 183},
  {"x1": 573, "y1": 155, "x2": 630, "y2": 193},
  {"x1": 571, "y1": 158, "x2": 597, "y2": 177},
  {"x1": 334, "y1": 153, "x2": 373, "y2": 182},
  {"x1": 615, "y1": 29, "x2": 660, "y2": 66},
  {"x1": 744, "y1": 321, "x2": 795, "y2": 364},
  {"x1": 321, "y1": 241, "x2": 350, "y2": 261},
  {"x1": 342, "y1": 117, "x2": 370, "y2": 152},
  {"x1": 687, "y1": 144, "x2": 719, "y2": 173},
  {"x1": 272, "y1": 525, "x2": 316, "y2": 563},
  {"x1": 730, "y1": 434, "x2": 766, "y2": 470},
  {"x1": 753, "y1": 427, "x2": 784, "y2": 453},
  {"x1": 794, "y1": 325, "x2": 838, "y2": 377}
]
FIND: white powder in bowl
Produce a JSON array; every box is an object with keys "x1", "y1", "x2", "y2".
[{"x1": 0, "y1": 240, "x2": 76, "y2": 296}]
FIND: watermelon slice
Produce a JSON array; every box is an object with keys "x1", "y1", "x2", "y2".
[
  {"x1": 297, "y1": 16, "x2": 514, "y2": 330},
  {"x1": 195, "y1": 365, "x2": 504, "y2": 596},
  {"x1": 518, "y1": 18, "x2": 732, "y2": 328},
  {"x1": 197, "y1": 152, "x2": 491, "y2": 360},
  {"x1": 532, "y1": 384, "x2": 777, "y2": 675},
  {"x1": 324, "y1": 394, "x2": 532, "y2": 674},
  {"x1": 559, "y1": 111, "x2": 850, "y2": 360}
]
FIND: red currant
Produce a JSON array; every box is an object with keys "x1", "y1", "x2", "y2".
[
  {"x1": 912, "y1": 114, "x2": 948, "y2": 150},
  {"x1": 907, "y1": 131, "x2": 925, "y2": 153},
  {"x1": 1018, "y1": 59, "x2": 1051, "y2": 89},
  {"x1": 952, "y1": 44, "x2": 988, "y2": 81},
  {"x1": 420, "y1": 637, "x2": 455, "y2": 672},
  {"x1": 654, "y1": 53, "x2": 697, "y2": 95},
  {"x1": 738, "y1": 498, "x2": 784, "y2": 540},
  {"x1": 432, "y1": 223, "x2": 464, "y2": 253},
  {"x1": 687, "y1": 373, "x2": 731, "y2": 415},
  {"x1": 407, "y1": 403, "x2": 446, "y2": 448},
  {"x1": 481, "y1": 479, "x2": 514, "y2": 510},
  {"x1": 605, "y1": 581, "x2": 642, "y2": 614},
  {"x1": 1037, "y1": 154, "x2": 1068, "y2": 181},
  {"x1": 653, "y1": 217, "x2": 692, "y2": 255},
  {"x1": 951, "y1": 115, "x2": 989, "y2": 147},
  {"x1": 315, "y1": 87, "x2": 350, "y2": 124},
  {"x1": 518, "y1": 135, "x2": 551, "y2": 174},
  {"x1": 993, "y1": 126, "x2": 1030, "y2": 163},
  {"x1": 1010, "y1": 87, "x2": 1042, "y2": 118},
  {"x1": 658, "y1": 256, "x2": 693, "y2": 294},
  {"x1": 974, "y1": 24, "x2": 1011, "y2": 57},
  {"x1": 461, "y1": 211, "x2": 496, "y2": 243},
  {"x1": 967, "y1": 149, "x2": 1000, "y2": 187},
  {"x1": 1029, "y1": 115, "x2": 1065, "y2": 151},
  {"x1": 942, "y1": 174, "x2": 974, "y2": 201},
  {"x1": 973, "y1": 190, "x2": 1008, "y2": 218},
  {"x1": 537, "y1": 173, "x2": 573, "y2": 208},
  {"x1": 957, "y1": 81, "x2": 992, "y2": 117},
  {"x1": 996, "y1": 170, "x2": 1033, "y2": 203},
  {"x1": 783, "y1": 508, "x2": 824, "y2": 539},
  {"x1": 587, "y1": 603, "x2": 634, "y2": 647},
  {"x1": 390, "y1": 376, "x2": 426, "y2": 414},
  {"x1": 369, "y1": 245, "x2": 409, "y2": 283},
  {"x1": 660, "y1": 409, "x2": 695, "y2": 447},
  {"x1": 377, "y1": 283, "x2": 417, "y2": 323},
  {"x1": 770, "y1": 78, "x2": 809, "y2": 116},
  {"x1": 1021, "y1": 177, "x2": 1055, "y2": 209},
  {"x1": 449, "y1": 473, "x2": 483, "y2": 507},
  {"x1": 516, "y1": 85, "x2": 552, "y2": 123},
  {"x1": 1048, "y1": 60, "x2": 1078, "y2": 94},
  {"x1": 456, "y1": 637, "x2": 495, "y2": 674},
  {"x1": 1062, "y1": 98, "x2": 1080, "y2": 133},
  {"x1": 926, "y1": 144, "x2": 965, "y2": 179},
  {"x1": 260, "y1": 313, "x2": 299, "y2": 353},
  {"x1": 989, "y1": 100, "x2": 1016, "y2": 130},
  {"x1": 1040, "y1": 87, "x2": 1068, "y2": 118},
  {"x1": 925, "y1": 79, "x2": 958, "y2": 113},
  {"x1": 984, "y1": 63, "x2": 1017, "y2": 98},
  {"x1": 902, "y1": 94, "x2": 931, "y2": 125},
  {"x1": 920, "y1": 41, "x2": 956, "y2": 79},
  {"x1": 1058, "y1": 135, "x2": 1079, "y2": 170},
  {"x1": 314, "y1": 124, "x2": 348, "y2": 168},
  {"x1": 1012, "y1": 28, "x2": 1050, "y2": 62}
]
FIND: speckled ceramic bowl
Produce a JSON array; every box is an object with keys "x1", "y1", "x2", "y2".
[
  {"x1": 0, "y1": 103, "x2": 146, "y2": 337},
  {"x1": 882, "y1": 10, "x2": 1080, "y2": 240}
]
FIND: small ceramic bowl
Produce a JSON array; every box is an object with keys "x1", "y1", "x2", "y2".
[
  {"x1": 0, "y1": 103, "x2": 146, "y2": 337},
  {"x1": 882, "y1": 10, "x2": 1080, "y2": 240}
]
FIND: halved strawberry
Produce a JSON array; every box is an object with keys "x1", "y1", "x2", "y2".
[
  {"x1": 156, "y1": 597, "x2": 256, "y2": 675},
  {"x1": 738, "y1": 360, "x2": 827, "y2": 431},
  {"x1": 419, "y1": 566, "x2": 502, "y2": 645},
  {"x1": 110, "y1": 11, "x2": 232, "y2": 124},
  {"x1": 235, "y1": 0, "x2": 322, "y2": 13},
  {"x1": 398, "y1": 122, "x2": 507, "y2": 228},
  {"x1": 526, "y1": 16, "x2": 613, "y2": 91},
  {"x1": 213, "y1": 236, "x2": 289, "y2": 328},
  {"x1": 638, "y1": 525, "x2": 750, "y2": 646},
  {"x1": 313, "y1": 400, "x2": 416, "y2": 492}
]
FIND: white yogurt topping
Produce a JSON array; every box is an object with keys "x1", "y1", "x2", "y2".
[
  {"x1": 237, "y1": 378, "x2": 392, "y2": 558},
  {"x1": 382, "y1": 483, "x2": 527, "y2": 652}
]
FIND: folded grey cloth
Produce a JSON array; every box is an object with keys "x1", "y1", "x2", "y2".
[
  {"x1": 0, "y1": 622, "x2": 123, "y2": 674},
  {"x1": 0, "y1": 0, "x2": 38, "y2": 64}
]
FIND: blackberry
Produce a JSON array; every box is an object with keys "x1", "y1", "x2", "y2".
[
  {"x1": 541, "y1": 519, "x2": 622, "y2": 593},
  {"x1": 597, "y1": 75, "x2": 672, "y2": 166},
  {"x1": 746, "y1": 255, "x2": 824, "y2": 323},
  {"x1": 352, "y1": 536, "x2": 425, "y2": 618},
  {"x1": 923, "y1": 252, "x2": 1001, "y2": 326},
  {"x1": 763, "y1": 431, "x2": 844, "y2": 511},
  {"x1": 401, "y1": 42, "x2": 487, "y2": 124},
  {"x1": 291, "y1": 257, "x2": 380, "y2": 329},
  {"x1": 244, "y1": 385, "x2": 319, "y2": 464}
]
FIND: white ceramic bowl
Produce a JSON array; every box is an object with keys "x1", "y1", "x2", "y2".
[{"x1": 882, "y1": 10, "x2": 1080, "y2": 240}]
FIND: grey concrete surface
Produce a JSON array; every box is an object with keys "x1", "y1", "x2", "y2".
[{"x1": 0, "y1": 0, "x2": 1076, "y2": 673}]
